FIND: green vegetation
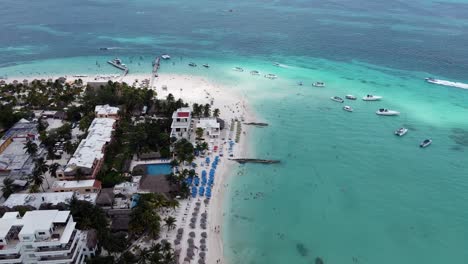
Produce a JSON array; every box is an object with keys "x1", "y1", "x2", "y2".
[{"x1": 1, "y1": 178, "x2": 15, "y2": 199}]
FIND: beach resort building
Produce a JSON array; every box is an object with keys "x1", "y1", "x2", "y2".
[
  {"x1": 0, "y1": 210, "x2": 97, "y2": 263},
  {"x1": 94, "y1": 104, "x2": 119, "y2": 120},
  {"x1": 170, "y1": 107, "x2": 192, "y2": 140},
  {"x1": 196, "y1": 118, "x2": 221, "y2": 138},
  {"x1": 0, "y1": 119, "x2": 39, "y2": 177},
  {"x1": 57, "y1": 118, "x2": 116, "y2": 180},
  {"x1": 3, "y1": 192, "x2": 97, "y2": 209},
  {"x1": 51, "y1": 180, "x2": 102, "y2": 194}
]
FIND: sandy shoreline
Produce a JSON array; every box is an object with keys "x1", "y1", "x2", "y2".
[{"x1": 4, "y1": 72, "x2": 255, "y2": 264}]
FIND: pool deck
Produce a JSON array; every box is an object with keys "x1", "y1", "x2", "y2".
[{"x1": 129, "y1": 158, "x2": 172, "y2": 171}]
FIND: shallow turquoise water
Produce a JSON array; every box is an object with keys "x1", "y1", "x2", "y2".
[
  {"x1": 2, "y1": 0, "x2": 468, "y2": 263},
  {"x1": 146, "y1": 164, "x2": 172, "y2": 175}
]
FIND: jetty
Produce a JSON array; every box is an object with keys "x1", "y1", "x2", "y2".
[
  {"x1": 244, "y1": 122, "x2": 268, "y2": 127},
  {"x1": 229, "y1": 158, "x2": 280, "y2": 164},
  {"x1": 150, "y1": 56, "x2": 161, "y2": 88}
]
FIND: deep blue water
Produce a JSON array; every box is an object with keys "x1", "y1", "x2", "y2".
[{"x1": 1, "y1": 1, "x2": 468, "y2": 264}]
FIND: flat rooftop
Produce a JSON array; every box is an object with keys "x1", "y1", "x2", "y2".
[
  {"x1": 65, "y1": 118, "x2": 115, "y2": 172},
  {"x1": 95, "y1": 104, "x2": 119, "y2": 116},
  {"x1": 172, "y1": 107, "x2": 192, "y2": 119},
  {"x1": 4, "y1": 193, "x2": 74, "y2": 209},
  {"x1": 52, "y1": 179, "x2": 101, "y2": 189}
]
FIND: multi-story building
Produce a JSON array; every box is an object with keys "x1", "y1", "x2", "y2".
[
  {"x1": 57, "y1": 118, "x2": 116, "y2": 180},
  {"x1": 196, "y1": 118, "x2": 221, "y2": 138},
  {"x1": 0, "y1": 210, "x2": 97, "y2": 264},
  {"x1": 170, "y1": 108, "x2": 192, "y2": 140},
  {"x1": 51, "y1": 180, "x2": 102, "y2": 195}
]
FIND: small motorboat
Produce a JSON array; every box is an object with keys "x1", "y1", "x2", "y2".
[
  {"x1": 420, "y1": 139, "x2": 432, "y2": 148},
  {"x1": 362, "y1": 94, "x2": 382, "y2": 101},
  {"x1": 312, "y1": 82, "x2": 325, "y2": 87},
  {"x1": 394, "y1": 127, "x2": 408, "y2": 136},
  {"x1": 331, "y1": 96, "x2": 344, "y2": 103},
  {"x1": 250, "y1": 70, "x2": 260, "y2": 76},
  {"x1": 343, "y1": 105, "x2": 353, "y2": 112},
  {"x1": 273, "y1": 62, "x2": 281, "y2": 66},
  {"x1": 203, "y1": 64, "x2": 210, "y2": 68},
  {"x1": 345, "y1": 95, "x2": 357, "y2": 100},
  {"x1": 376, "y1": 109, "x2": 400, "y2": 116},
  {"x1": 264, "y1": 74, "x2": 277, "y2": 79},
  {"x1": 298, "y1": 81, "x2": 303, "y2": 86},
  {"x1": 188, "y1": 62, "x2": 197, "y2": 67},
  {"x1": 99, "y1": 47, "x2": 109, "y2": 51},
  {"x1": 161, "y1": 54, "x2": 171, "y2": 60},
  {"x1": 233, "y1": 67, "x2": 244, "y2": 72}
]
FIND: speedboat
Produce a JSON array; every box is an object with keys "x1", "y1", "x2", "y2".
[
  {"x1": 161, "y1": 54, "x2": 171, "y2": 60},
  {"x1": 343, "y1": 105, "x2": 353, "y2": 112},
  {"x1": 376, "y1": 109, "x2": 400, "y2": 116},
  {"x1": 203, "y1": 64, "x2": 210, "y2": 68},
  {"x1": 331, "y1": 96, "x2": 344, "y2": 103},
  {"x1": 233, "y1": 67, "x2": 244, "y2": 72},
  {"x1": 345, "y1": 95, "x2": 357, "y2": 100},
  {"x1": 425, "y1": 77, "x2": 437, "y2": 84},
  {"x1": 264, "y1": 74, "x2": 277, "y2": 79},
  {"x1": 250, "y1": 70, "x2": 260, "y2": 76},
  {"x1": 420, "y1": 139, "x2": 432, "y2": 148},
  {"x1": 312, "y1": 82, "x2": 325, "y2": 87},
  {"x1": 362, "y1": 95, "x2": 382, "y2": 101},
  {"x1": 273, "y1": 62, "x2": 280, "y2": 66},
  {"x1": 188, "y1": 62, "x2": 197, "y2": 67},
  {"x1": 394, "y1": 127, "x2": 408, "y2": 136},
  {"x1": 99, "y1": 47, "x2": 109, "y2": 51}
]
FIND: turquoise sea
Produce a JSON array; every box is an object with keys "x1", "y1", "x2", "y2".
[{"x1": 1, "y1": 0, "x2": 468, "y2": 263}]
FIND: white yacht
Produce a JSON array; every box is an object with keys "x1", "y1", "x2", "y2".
[
  {"x1": 362, "y1": 94, "x2": 382, "y2": 101},
  {"x1": 394, "y1": 127, "x2": 408, "y2": 136},
  {"x1": 312, "y1": 82, "x2": 325, "y2": 87},
  {"x1": 345, "y1": 95, "x2": 357, "y2": 100},
  {"x1": 161, "y1": 54, "x2": 171, "y2": 60},
  {"x1": 331, "y1": 96, "x2": 344, "y2": 103},
  {"x1": 343, "y1": 105, "x2": 353, "y2": 112},
  {"x1": 420, "y1": 139, "x2": 432, "y2": 148},
  {"x1": 376, "y1": 108, "x2": 400, "y2": 116},
  {"x1": 233, "y1": 67, "x2": 244, "y2": 72},
  {"x1": 264, "y1": 74, "x2": 277, "y2": 79}
]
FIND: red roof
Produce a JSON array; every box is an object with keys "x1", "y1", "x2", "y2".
[
  {"x1": 93, "y1": 180, "x2": 102, "y2": 189},
  {"x1": 177, "y1": 112, "x2": 190, "y2": 118}
]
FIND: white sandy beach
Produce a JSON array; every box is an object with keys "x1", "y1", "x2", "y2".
[{"x1": 4, "y1": 72, "x2": 254, "y2": 264}]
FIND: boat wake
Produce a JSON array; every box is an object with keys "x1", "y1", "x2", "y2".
[{"x1": 425, "y1": 78, "x2": 468, "y2": 90}]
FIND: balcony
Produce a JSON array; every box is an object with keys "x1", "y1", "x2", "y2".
[{"x1": 36, "y1": 230, "x2": 77, "y2": 252}]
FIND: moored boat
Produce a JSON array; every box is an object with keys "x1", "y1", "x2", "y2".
[
  {"x1": 312, "y1": 82, "x2": 325, "y2": 87},
  {"x1": 394, "y1": 127, "x2": 408, "y2": 136},
  {"x1": 264, "y1": 74, "x2": 277, "y2": 79},
  {"x1": 233, "y1": 67, "x2": 244, "y2": 72},
  {"x1": 376, "y1": 108, "x2": 400, "y2": 116},
  {"x1": 343, "y1": 105, "x2": 353, "y2": 112},
  {"x1": 107, "y1": 58, "x2": 128, "y2": 71},
  {"x1": 345, "y1": 95, "x2": 357, "y2": 100},
  {"x1": 250, "y1": 70, "x2": 260, "y2": 75},
  {"x1": 331, "y1": 96, "x2": 344, "y2": 103},
  {"x1": 203, "y1": 64, "x2": 210, "y2": 68},
  {"x1": 362, "y1": 94, "x2": 382, "y2": 101},
  {"x1": 420, "y1": 139, "x2": 432, "y2": 148},
  {"x1": 188, "y1": 62, "x2": 197, "y2": 67},
  {"x1": 161, "y1": 54, "x2": 171, "y2": 60}
]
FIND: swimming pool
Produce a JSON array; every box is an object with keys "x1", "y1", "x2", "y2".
[{"x1": 146, "y1": 164, "x2": 172, "y2": 175}]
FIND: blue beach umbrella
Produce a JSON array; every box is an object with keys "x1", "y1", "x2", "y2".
[{"x1": 202, "y1": 170, "x2": 207, "y2": 177}]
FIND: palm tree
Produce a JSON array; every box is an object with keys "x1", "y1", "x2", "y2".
[
  {"x1": 213, "y1": 108, "x2": 220, "y2": 117},
  {"x1": 1, "y1": 178, "x2": 15, "y2": 199},
  {"x1": 30, "y1": 169, "x2": 45, "y2": 192},
  {"x1": 29, "y1": 184, "x2": 40, "y2": 193},
  {"x1": 23, "y1": 140, "x2": 38, "y2": 157},
  {"x1": 203, "y1": 104, "x2": 211, "y2": 117},
  {"x1": 34, "y1": 158, "x2": 49, "y2": 188},
  {"x1": 48, "y1": 163, "x2": 60, "y2": 178},
  {"x1": 195, "y1": 127, "x2": 204, "y2": 139},
  {"x1": 164, "y1": 216, "x2": 176, "y2": 231}
]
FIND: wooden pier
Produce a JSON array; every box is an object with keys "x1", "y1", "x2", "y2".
[
  {"x1": 229, "y1": 158, "x2": 280, "y2": 164},
  {"x1": 150, "y1": 56, "x2": 161, "y2": 88}
]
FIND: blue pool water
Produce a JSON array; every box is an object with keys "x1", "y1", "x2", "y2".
[{"x1": 146, "y1": 164, "x2": 172, "y2": 175}]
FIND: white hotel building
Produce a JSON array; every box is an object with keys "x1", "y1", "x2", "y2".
[
  {"x1": 0, "y1": 210, "x2": 96, "y2": 264},
  {"x1": 170, "y1": 108, "x2": 192, "y2": 140}
]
